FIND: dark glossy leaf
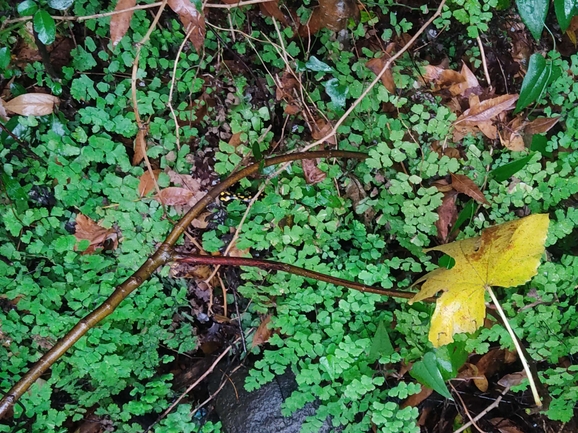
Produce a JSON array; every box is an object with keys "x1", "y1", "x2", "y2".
[
  {"x1": 368, "y1": 321, "x2": 394, "y2": 362},
  {"x1": 324, "y1": 78, "x2": 348, "y2": 108},
  {"x1": 48, "y1": 0, "x2": 74, "y2": 10},
  {"x1": 0, "y1": 47, "x2": 10, "y2": 70},
  {"x1": 17, "y1": 0, "x2": 38, "y2": 15},
  {"x1": 1, "y1": 173, "x2": 29, "y2": 213},
  {"x1": 435, "y1": 342, "x2": 468, "y2": 380},
  {"x1": 410, "y1": 352, "x2": 453, "y2": 400},
  {"x1": 438, "y1": 255, "x2": 456, "y2": 270},
  {"x1": 516, "y1": 0, "x2": 548, "y2": 41},
  {"x1": 554, "y1": 0, "x2": 578, "y2": 31},
  {"x1": 514, "y1": 53, "x2": 553, "y2": 113},
  {"x1": 530, "y1": 134, "x2": 552, "y2": 157},
  {"x1": 33, "y1": 9, "x2": 56, "y2": 45},
  {"x1": 490, "y1": 153, "x2": 535, "y2": 182},
  {"x1": 449, "y1": 199, "x2": 476, "y2": 237}
]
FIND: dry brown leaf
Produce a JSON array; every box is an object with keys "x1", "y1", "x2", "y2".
[
  {"x1": 302, "y1": 158, "x2": 326, "y2": 184},
  {"x1": 497, "y1": 371, "x2": 526, "y2": 388},
  {"x1": 450, "y1": 173, "x2": 489, "y2": 205},
  {"x1": 156, "y1": 187, "x2": 194, "y2": 205},
  {"x1": 488, "y1": 417, "x2": 525, "y2": 433},
  {"x1": 400, "y1": 386, "x2": 433, "y2": 408},
  {"x1": 74, "y1": 214, "x2": 119, "y2": 255},
  {"x1": 138, "y1": 169, "x2": 161, "y2": 197},
  {"x1": 251, "y1": 315, "x2": 272, "y2": 348},
  {"x1": 276, "y1": 71, "x2": 299, "y2": 101},
  {"x1": 167, "y1": 0, "x2": 206, "y2": 52},
  {"x1": 304, "y1": 0, "x2": 359, "y2": 34},
  {"x1": 132, "y1": 125, "x2": 149, "y2": 166},
  {"x1": 458, "y1": 94, "x2": 519, "y2": 124},
  {"x1": 191, "y1": 212, "x2": 211, "y2": 229},
  {"x1": 366, "y1": 57, "x2": 395, "y2": 93},
  {"x1": 284, "y1": 104, "x2": 301, "y2": 115},
  {"x1": 228, "y1": 132, "x2": 243, "y2": 147},
  {"x1": 499, "y1": 129, "x2": 525, "y2": 151},
  {"x1": 311, "y1": 118, "x2": 336, "y2": 145},
  {"x1": 4, "y1": 93, "x2": 60, "y2": 116},
  {"x1": 0, "y1": 99, "x2": 8, "y2": 121},
  {"x1": 166, "y1": 170, "x2": 202, "y2": 192},
  {"x1": 110, "y1": 0, "x2": 136, "y2": 46},
  {"x1": 524, "y1": 116, "x2": 560, "y2": 135},
  {"x1": 259, "y1": 0, "x2": 290, "y2": 26},
  {"x1": 449, "y1": 63, "x2": 480, "y2": 96},
  {"x1": 435, "y1": 190, "x2": 458, "y2": 242}
]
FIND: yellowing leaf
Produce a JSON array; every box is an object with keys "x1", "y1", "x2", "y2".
[
  {"x1": 4, "y1": 93, "x2": 60, "y2": 116},
  {"x1": 410, "y1": 214, "x2": 549, "y2": 347}
]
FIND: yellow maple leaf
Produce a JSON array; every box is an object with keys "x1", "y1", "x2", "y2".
[{"x1": 410, "y1": 214, "x2": 550, "y2": 347}]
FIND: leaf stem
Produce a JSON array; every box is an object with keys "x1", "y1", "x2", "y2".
[{"x1": 486, "y1": 285, "x2": 542, "y2": 407}]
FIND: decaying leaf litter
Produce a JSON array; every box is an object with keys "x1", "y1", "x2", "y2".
[{"x1": 0, "y1": 0, "x2": 576, "y2": 431}]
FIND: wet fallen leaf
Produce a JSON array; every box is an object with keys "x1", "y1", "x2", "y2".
[
  {"x1": 4, "y1": 93, "x2": 60, "y2": 116},
  {"x1": 311, "y1": 118, "x2": 336, "y2": 145},
  {"x1": 450, "y1": 173, "x2": 490, "y2": 205},
  {"x1": 524, "y1": 116, "x2": 560, "y2": 135},
  {"x1": 138, "y1": 169, "x2": 161, "y2": 197},
  {"x1": 156, "y1": 187, "x2": 194, "y2": 205},
  {"x1": 259, "y1": 0, "x2": 291, "y2": 27},
  {"x1": 488, "y1": 417, "x2": 525, "y2": 433},
  {"x1": 132, "y1": 125, "x2": 149, "y2": 166},
  {"x1": 74, "y1": 214, "x2": 119, "y2": 254},
  {"x1": 302, "y1": 158, "x2": 326, "y2": 184},
  {"x1": 304, "y1": 0, "x2": 359, "y2": 34},
  {"x1": 168, "y1": 0, "x2": 206, "y2": 52},
  {"x1": 435, "y1": 190, "x2": 458, "y2": 242},
  {"x1": 251, "y1": 315, "x2": 272, "y2": 348},
  {"x1": 110, "y1": 0, "x2": 136, "y2": 46},
  {"x1": 410, "y1": 214, "x2": 549, "y2": 347},
  {"x1": 366, "y1": 57, "x2": 396, "y2": 93}
]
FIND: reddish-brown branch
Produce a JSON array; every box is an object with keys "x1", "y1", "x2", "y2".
[
  {"x1": 176, "y1": 254, "x2": 417, "y2": 299},
  {"x1": 0, "y1": 150, "x2": 366, "y2": 418}
]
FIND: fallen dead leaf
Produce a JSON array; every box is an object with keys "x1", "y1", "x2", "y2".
[
  {"x1": 168, "y1": 0, "x2": 206, "y2": 52},
  {"x1": 488, "y1": 417, "x2": 525, "y2": 433},
  {"x1": 366, "y1": 57, "x2": 396, "y2": 93},
  {"x1": 156, "y1": 187, "x2": 194, "y2": 205},
  {"x1": 4, "y1": 93, "x2": 60, "y2": 116},
  {"x1": 302, "y1": 0, "x2": 359, "y2": 34},
  {"x1": 138, "y1": 169, "x2": 161, "y2": 197},
  {"x1": 110, "y1": 0, "x2": 136, "y2": 46},
  {"x1": 435, "y1": 190, "x2": 458, "y2": 242},
  {"x1": 524, "y1": 116, "x2": 560, "y2": 135},
  {"x1": 74, "y1": 214, "x2": 119, "y2": 254},
  {"x1": 132, "y1": 125, "x2": 149, "y2": 166},
  {"x1": 311, "y1": 118, "x2": 336, "y2": 145},
  {"x1": 410, "y1": 214, "x2": 549, "y2": 347},
  {"x1": 259, "y1": 0, "x2": 291, "y2": 27},
  {"x1": 302, "y1": 158, "x2": 326, "y2": 184},
  {"x1": 450, "y1": 173, "x2": 489, "y2": 205},
  {"x1": 251, "y1": 315, "x2": 272, "y2": 348}
]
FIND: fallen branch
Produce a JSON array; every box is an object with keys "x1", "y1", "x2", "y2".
[{"x1": 0, "y1": 150, "x2": 365, "y2": 418}]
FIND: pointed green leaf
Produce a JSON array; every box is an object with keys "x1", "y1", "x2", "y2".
[
  {"x1": 0, "y1": 47, "x2": 10, "y2": 70},
  {"x1": 33, "y1": 10, "x2": 56, "y2": 45},
  {"x1": 514, "y1": 53, "x2": 552, "y2": 113},
  {"x1": 554, "y1": 0, "x2": 578, "y2": 31},
  {"x1": 368, "y1": 321, "x2": 394, "y2": 362},
  {"x1": 435, "y1": 342, "x2": 468, "y2": 380},
  {"x1": 490, "y1": 153, "x2": 535, "y2": 182},
  {"x1": 516, "y1": 0, "x2": 548, "y2": 41},
  {"x1": 410, "y1": 352, "x2": 453, "y2": 400},
  {"x1": 48, "y1": 0, "x2": 74, "y2": 10}
]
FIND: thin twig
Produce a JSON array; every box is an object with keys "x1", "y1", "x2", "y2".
[
  {"x1": 449, "y1": 381, "x2": 486, "y2": 433},
  {"x1": 302, "y1": 0, "x2": 447, "y2": 151},
  {"x1": 144, "y1": 340, "x2": 239, "y2": 432},
  {"x1": 453, "y1": 386, "x2": 510, "y2": 433},
  {"x1": 477, "y1": 35, "x2": 492, "y2": 90},
  {"x1": 486, "y1": 286, "x2": 541, "y2": 407}
]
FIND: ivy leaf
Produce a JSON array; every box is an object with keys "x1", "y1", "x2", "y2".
[
  {"x1": 490, "y1": 153, "x2": 535, "y2": 182},
  {"x1": 18, "y1": 0, "x2": 38, "y2": 15},
  {"x1": 514, "y1": 53, "x2": 553, "y2": 114},
  {"x1": 33, "y1": 9, "x2": 56, "y2": 45},
  {"x1": 410, "y1": 214, "x2": 549, "y2": 347},
  {"x1": 324, "y1": 78, "x2": 348, "y2": 108},
  {"x1": 516, "y1": 0, "x2": 548, "y2": 41}
]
